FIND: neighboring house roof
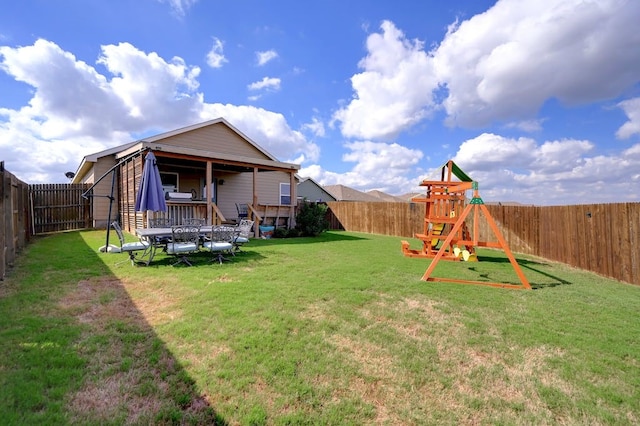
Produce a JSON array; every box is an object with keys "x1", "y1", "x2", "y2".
[
  {"x1": 324, "y1": 184, "x2": 381, "y2": 202},
  {"x1": 400, "y1": 192, "x2": 423, "y2": 201},
  {"x1": 297, "y1": 177, "x2": 337, "y2": 202},
  {"x1": 366, "y1": 190, "x2": 408, "y2": 203},
  {"x1": 72, "y1": 117, "x2": 298, "y2": 183},
  {"x1": 484, "y1": 201, "x2": 527, "y2": 206}
]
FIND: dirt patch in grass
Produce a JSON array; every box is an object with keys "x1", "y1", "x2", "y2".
[
  {"x1": 312, "y1": 294, "x2": 571, "y2": 424},
  {"x1": 59, "y1": 276, "x2": 218, "y2": 424}
]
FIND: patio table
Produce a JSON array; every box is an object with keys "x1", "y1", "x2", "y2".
[{"x1": 135, "y1": 226, "x2": 214, "y2": 264}]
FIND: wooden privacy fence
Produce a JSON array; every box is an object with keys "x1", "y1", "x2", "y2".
[
  {"x1": 1, "y1": 163, "x2": 92, "y2": 279},
  {"x1": 30, "y1": 183, "x2": 92, "y2": 234},
  {"x1": 1, "y1": 162, "x2": 30, "y2": 280},
  {"x1": 326, "y1": 201, "x2": 640, "y2": 286}
]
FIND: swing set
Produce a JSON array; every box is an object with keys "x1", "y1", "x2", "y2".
[{"x1": 401, "y1": 160, "x2": 531, "y2": 289}]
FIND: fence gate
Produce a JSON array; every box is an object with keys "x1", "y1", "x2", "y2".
[{"x1": 30, "y1": 184, "x2": 92, "y2": 234}]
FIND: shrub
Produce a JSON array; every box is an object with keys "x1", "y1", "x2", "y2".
[
  {"x1": 273, "y1": 227, "x2": 289, "y2": 238},
  {"x1": 295, "y1": 201, "x2": 328, "y2": 237}
]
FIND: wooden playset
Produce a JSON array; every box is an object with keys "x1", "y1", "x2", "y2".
[{"x1": 401, "y1": 160, "x2": 531, "y2": 289}]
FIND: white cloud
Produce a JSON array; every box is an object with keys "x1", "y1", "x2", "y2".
[
  {"x1": 332, "y1": 20, "x2": 438, "y2": 141},
  {"x1": 301, "y1": 117, "x2": 325, "y2": 137},
  {"x1": 200, "y1": 103, "x2": 320, "y2": 163},
  {"x1": 256, "y1": 49, "x2": 278, "y2": 66},
  {"x1": 300, "y1": 140, "x2": 423, "y2": 194},
  {"x1": 158, "y1": 0, "x2": 198, "y2": 17},
  {"x1": 449, "y1": 133, "x2": 640, "y2": 204},
  {"x1": 335, "y1": 1, "x2": 640, "y2": 138},
  {"x1": 504, "y1": 119, "x2": 545, "y2": 132},
  {"x1": 0, "y1": 39, "x2": 318, "y2": 183},
  {"x1": 434, "y1": 0, "x2": 640, "y2": 127},
  {"x1": 206, "y1": 37, "x2": 228, "y2": 68},
  {"x1": 247, "y1": 76, "x2": 281, "y2": 92},
  {"x1": 97, "y1": 42, "x2": 202, "y2": 129},
  {"x1": 616, "y1": 97, "x2": 640, "y2": 139}
]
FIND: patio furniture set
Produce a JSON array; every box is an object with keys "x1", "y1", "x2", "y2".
[{"x1": 112, "y1": 219, "x2": 254, "y2": 266}]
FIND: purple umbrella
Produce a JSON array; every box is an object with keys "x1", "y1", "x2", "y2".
[{"x1": 135, "y1": 151, "x2": 167, "y2": 212}]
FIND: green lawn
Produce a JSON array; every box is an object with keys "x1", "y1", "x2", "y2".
[{"x1": 1, "y1": 230, "x2": 639, "y2": 425}]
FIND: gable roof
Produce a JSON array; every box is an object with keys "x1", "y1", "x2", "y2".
[
  {"x1": 297, "y1": 177, "x2": 337, "y2": 201},
  {"x1": 324, "y1": 184, "x2": 381, "y2": 202},
  {"x1": 366, "y1": 190, "x2": 409, "y2": 203},
  {"x1": 73, "y1": 117, "x2": 298, "y2": 183},
  {"x1": 141, "y1": 117, "x2": 278, "y2": 162}
]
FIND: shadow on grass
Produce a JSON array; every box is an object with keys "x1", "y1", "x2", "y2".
[
  {"x1": 0, "y1": 231, "x2": 226, "y2": 424},
  {"x1": 470, "y1": 252, "x2": 572, "y2": 289},
  {"x1": 255, "y1": 230, "x2": 370, "y2": 246},
  {"x1": 141, "y1": 246, "x2": 266, "y2": 268}
]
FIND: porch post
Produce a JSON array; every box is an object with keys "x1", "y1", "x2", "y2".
[
  {"x1": 206, "y1": 161, "x2": 212, "y2": 225},
  {"x1": 253, "y1": 167, "x2": 258, "y2": 237},
  {"x1": 289, "y1": 171, "x2": 297, "y2": 228},
  {"x1": 252, "y1": 167, "x2": 258, "y2": 208}
]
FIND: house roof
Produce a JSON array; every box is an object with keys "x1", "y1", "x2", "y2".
[
  {"x1": 140, "y1": 117, "x2": 278, "y2": 162},
  {"x1": 297, "y1": 177, "x2": 337, "y2": 201},
  {"x1": 324, "y1": 184, "x2": 382, "y2": 202},
  {"x1": 72, "y1": 117, "x2": 299, "y2": 183},
  {"x1": 366, "y1": 190, "x2": 409, "y2": 203}
]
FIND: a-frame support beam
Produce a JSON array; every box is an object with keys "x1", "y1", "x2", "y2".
[{"x1": 421, "y1": 202, "x2": 532, "y2": 290}]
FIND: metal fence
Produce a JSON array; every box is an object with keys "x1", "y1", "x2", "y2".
[{"x1": 327, "y1": 201, "x2": 640, "y2": 286}]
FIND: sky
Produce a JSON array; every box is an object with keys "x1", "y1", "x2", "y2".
[{"x1": 1, "y1": 0, "x2": 639, "y2": 205}]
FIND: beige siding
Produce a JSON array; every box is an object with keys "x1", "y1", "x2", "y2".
[
  {"x1": 87, "y1": 158, "x2": 118, "y2": 229},
  {"x1": 212, "y1": 171, "x2": 293, "y2": 220},
  {"x1": 257, "y1": 171, "x2": 291, "y2": 205},
  {"x1": 156, "y1": 122, "x2": 272, "y2": 161},
  {"x1": 216, "y1": 172, "x2": 254, "y2": 220}
]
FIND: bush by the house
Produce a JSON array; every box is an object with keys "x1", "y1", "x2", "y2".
[{"x1": 295, "y1": 200, "x2": 329, "y2": 237}]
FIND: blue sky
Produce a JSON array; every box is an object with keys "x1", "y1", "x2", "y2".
[{"x1": 1, "y1": 0, "x2": 639, "y2": 205}]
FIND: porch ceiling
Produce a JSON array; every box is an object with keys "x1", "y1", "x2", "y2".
[
  {"x1": 116, "y1": 142, "x2": 299, "y2": 173},
  {"x1": 154, "y1": 156, "x2": 254, "y2": 173}
]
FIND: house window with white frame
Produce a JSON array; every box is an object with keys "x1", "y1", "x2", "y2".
[{"x1": 280, "y1": 182, "x2": 291, "y2": 205}]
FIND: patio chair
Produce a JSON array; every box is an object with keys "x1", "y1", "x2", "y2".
[
  {"x1": 182, "y1": 217, "x2": 206, "y2": 226},
  {"x1": 236, "y1": 203, "x2": 249, "y2": 222},
  {"x1": 111, "y1": 221, "x2": 151, "y2": 266},
  {"x1": 166, "y1": 224, "x2": 201, "y2": 266},
  {"x1": 232, "y1": 219, "x2": 254, "y2": 253},
  {"x1": 148, "y1": 217, "x2": 173, "y2": 228},
  {"x1": 202, "y1": 226, "x2": 235, "y2": 264},
  {"x1": 148, "y1": 217, "x2": 173, "y2": 248}
]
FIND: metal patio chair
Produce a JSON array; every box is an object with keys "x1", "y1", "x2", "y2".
[
  {"x1": 236, "y1": 203, "x2": 249, "y2": 222},
  {"x1": 111, "y1": 221, "x2": 151, "y2": 266},
  {"x1": 232, "y1": 219, "x2": 254, "y2": 253},
  {"x1": 202, "y1": 226, "x2": 235, "y2": 264},
  {"x1": 166, "y1": 224, "x2": 201, "y2": 266}
]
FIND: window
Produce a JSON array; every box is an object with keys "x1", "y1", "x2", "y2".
[
  {"x1": 160, "y1": 172, "x2": 179, "y2": 195},
  {"x1": 280, "y1": 182, "x2": 291, "y2": 205}
]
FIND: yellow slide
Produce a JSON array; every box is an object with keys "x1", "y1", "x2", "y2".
[{"x1": 430, "y1": 223, "x2": 445, "y2": 248}]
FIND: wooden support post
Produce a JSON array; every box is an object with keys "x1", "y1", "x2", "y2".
[{"x1": 421, "y1": 202, "x2": 531, "y2": 290}]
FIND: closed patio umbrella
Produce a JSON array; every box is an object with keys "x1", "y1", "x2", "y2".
[{"x1": 135, "y1": 151, "x2": 167, "y2": 213}]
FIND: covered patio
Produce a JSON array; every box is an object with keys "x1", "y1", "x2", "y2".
[
  {"x1": 116, "y1": 143, "x2": 299, "y2": 236},
  {"x1": 73, "y1": 118, "x2": 300, "y2": 237}
]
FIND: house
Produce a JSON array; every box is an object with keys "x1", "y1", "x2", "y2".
[
  {"x1": 324, "y1": 184, "x2": 405, "y2": 202},
  {"x1": 72, "y1": 118, "x2": 300, "y2": 232},
  {"x1": 296, "y1": 177, "x2": 336, "y2": 202},
  {"x1": 365, "y1": 190, "x2": 409, "y2": 203}
]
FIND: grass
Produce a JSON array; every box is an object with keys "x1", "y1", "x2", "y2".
[{"x1": 1, "y1": 229, "x2": 639, "y2": 425}]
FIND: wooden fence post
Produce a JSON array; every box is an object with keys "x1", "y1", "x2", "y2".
[{"x1": 1, "y1": 161, "x2": 5, "y2": 280}]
